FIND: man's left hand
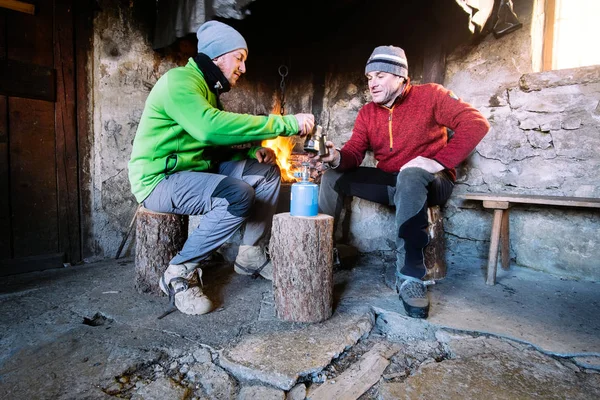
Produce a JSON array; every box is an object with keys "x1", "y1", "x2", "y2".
[
  {"x1": 255, "y1": 147, "x2": 277, "y2": 164},
  {"x1": 400, "y1": 156, "x2": 444, "y2": 174}
]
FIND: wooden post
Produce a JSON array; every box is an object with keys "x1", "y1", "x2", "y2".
[
  {"x1": 135, "y1": 207, "x2": 188, "y2": 296},
  {"x1": 269, "y1": 213, "x2": 334, "y2": 323},
  {"x1": 483, "y1": 200, "x2": 511, "y2": 285}
]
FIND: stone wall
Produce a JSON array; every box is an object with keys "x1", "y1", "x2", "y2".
[
  {"x1": 305, "y1": 0, "x2": 600, "y2": 281},
  {"x1": 86, "y1": 0, "x2": 600, "y2": 281},
  {"x1": 86, "y1": 1, "x2": 176, "y2": 260},
  {"x1": 446, "y1": 65, "x2": 600, "y2": 281},
  {"x1": 442, "y1": 0, "x2": 600, "y2": 281}
]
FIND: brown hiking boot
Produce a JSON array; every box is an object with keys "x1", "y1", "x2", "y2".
[
  {"x1": 234, "y1": 245, "x2": 272, "y2": 280},
  {"x1": 159, "y1": 264, "x2": 213, "y2": 316}
]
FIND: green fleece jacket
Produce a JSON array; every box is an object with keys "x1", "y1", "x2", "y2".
[{"x1": 128, "y1": 58, "x2": 299, "y2": 203}]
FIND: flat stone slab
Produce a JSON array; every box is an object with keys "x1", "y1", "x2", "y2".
[
  {"x1": 380, "y1": 334, "x2": 600, "y2": 400},
  {"x1": 218, "y1": 312, "x2": 374, "y2": 390}
]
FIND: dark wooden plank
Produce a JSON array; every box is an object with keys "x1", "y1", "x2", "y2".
[
  {"x1": 0, "y1": 7, "x2": 8, "y2": 259},
  {"x1": 54, "y1": 0, "x2": 80, "y2": 263},
  {"x1": 0, "y1": 59, "x2": 56, "y2": 101},
  {"x1": 6, "y1": 0, "x2": 52, "y2": 66},
  {"x1": 75, "y1": 0, "x2": 93, "y2": 259},
  {"x1": 9, "y1": 97, "x2": 58, "y2": 258},
  {"x1": 0, "y1": 253, "x2": 65, "y2": 277},
  {"x1": 0, "y1": 6, "x2": 5, "y2": 58},
  {"x1": 458, "y1": 193, "x2": 600, "y2": 208},
  {"x1": 0, "y1": 95, "x2": 9, "y2": 260}
]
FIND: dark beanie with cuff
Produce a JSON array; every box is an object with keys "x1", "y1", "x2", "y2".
[
  {"x1": 365, "y1": 45, "x2": 408, "y2": 78},
  {"x1": 197, "y1": 20, "x2": 248, "y2": 59}
]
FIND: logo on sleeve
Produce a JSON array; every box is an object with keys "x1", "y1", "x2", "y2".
[{"x1": 448, "y1": 91, "x2": 459, "y2": 100}]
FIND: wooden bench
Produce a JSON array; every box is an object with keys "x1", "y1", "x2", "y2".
[{"x1": 457, "y1": 193, "x2": 600, "y2": 285}]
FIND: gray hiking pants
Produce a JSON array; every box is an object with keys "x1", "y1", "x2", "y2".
[
  {"x1": 318, "y1": 166, "x2": 454, "y2": 280},
  {"x1": 143, "y1": 159, "x2": 281, "y2": 265}
]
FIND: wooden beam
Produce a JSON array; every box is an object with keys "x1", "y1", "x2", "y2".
[
  {"x1": 55, "y1": 0, "x2": 81, "y2": 263},
  {"x1": 0, "y1": 0, "x2": 34, "y2": 15},
  {"x1": 0, "y1": 59, "x2": 56, "y2": 102},
  {"x1": 459, "y1": 193, "x2": 600, "y2": 209},
  {"x1": 75, "y1": 0, "x2": 94, "y2": 259},
  {"x1": 542, "y1": 0, "x2": 556, "y2": 71}
]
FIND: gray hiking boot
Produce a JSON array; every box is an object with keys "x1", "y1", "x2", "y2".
[
  {"x1": 159, "y1": 263, "x2": 213, "y2": 316},
  {"x1": 234, "y1": 245, "x2": 272, "y2": 280},
  {"x1": 397, "y1": 278, "x2": 431, "y2": 319}
]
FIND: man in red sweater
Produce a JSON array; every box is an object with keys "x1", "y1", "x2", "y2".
[{"x1": 315, "y1": 45, "x2": 490, "y2": 319}]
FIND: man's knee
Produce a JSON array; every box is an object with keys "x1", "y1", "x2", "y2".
[
  {"x1": 265, "y1": 163, "x2": 281, "y2": 182},
  {"x1": 212, "y1": 177, "x2": 255, "y2": 217},
  {"x1": 396, "y1": 167, "x2": 432, "y2": 188}
]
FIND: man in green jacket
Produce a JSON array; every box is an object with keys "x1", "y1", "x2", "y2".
[{"x1": 128, "y1": 20, "x2": 314, "y2": 316}]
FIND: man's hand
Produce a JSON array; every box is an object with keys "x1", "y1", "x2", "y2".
[
  {"x1": 294, "y1": 113, "x2": 315, "y2": 137},
  {"x1": 308, "y1": 141, "x2": 340, "y2": 168},
  {"x1": 255, "y1": 147, "x2": 277, "y2": 164},
  {"x1": 400, "y1": 156, "x2": 444, "y2": 174}
]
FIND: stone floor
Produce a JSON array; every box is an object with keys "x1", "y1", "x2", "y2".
[{"x1": 0, "y1": 252, "x2": 599, "y2": 399}]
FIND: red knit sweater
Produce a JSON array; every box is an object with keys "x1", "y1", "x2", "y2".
[{"x1": 338, "y1": 82, "x2": 490, "y2": 180}]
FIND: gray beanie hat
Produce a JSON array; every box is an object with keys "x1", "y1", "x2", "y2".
[
  {"x1": 365, "y1": 45, "x2": 408, "y2": 78},
  {"x1": 197, "y1": 20, "x2": 248, "y2": 59}
]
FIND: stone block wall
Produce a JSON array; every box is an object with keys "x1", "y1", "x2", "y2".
[
  {"x1": 446, "y1": 65, "x2": 600, "y2": 281},
  {"x1": 86, "y1": 0, "x2": 600, "y2": 282}
]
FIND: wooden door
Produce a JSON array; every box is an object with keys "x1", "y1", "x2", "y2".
[{"x1": 0, "y1": 0, "x2": 82, "y2": 275}]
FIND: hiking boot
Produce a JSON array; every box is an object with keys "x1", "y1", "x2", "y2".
[
  {"x1": 234, "y1": 245, "x2": 272, "y2": 280},
  {"x1": 398, "y1": 279, "x2": 430, "y2": 319},
  {"x1": 159, "y1": 263, "x2": 213, "y2": 316}
]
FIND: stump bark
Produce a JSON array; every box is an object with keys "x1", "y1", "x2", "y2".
[
  {"x1": 424, "y1": 206, "x2": 446, "y2": 280},
  {"x1": 269, "y1": 213, "x2": 334, "y2": 323},
  {"x1": 135, "y1": 207, "x2": 188, "y2": 296}
]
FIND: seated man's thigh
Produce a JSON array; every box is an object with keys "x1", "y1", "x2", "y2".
[{"x1": 336, "y1": 167, "x2": 396, "y2": 206}]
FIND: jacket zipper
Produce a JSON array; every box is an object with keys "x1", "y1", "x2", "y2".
[{"x1": 388, "y1": 106, "x2": 395, "y2": 152}]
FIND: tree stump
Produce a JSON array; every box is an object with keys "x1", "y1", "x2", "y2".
[
  {"x1": 135, "y1": 207, "x2": 188, "y2": 296},
  {"x1": 424, "y1": 206, "x2": 446, "y2": 280},
  {"x1": 269, "y1": 213, "x2": 334, "y2": 323},
  {"x1": 384, "y1": 205, "x2": 446, "y2": 289}
]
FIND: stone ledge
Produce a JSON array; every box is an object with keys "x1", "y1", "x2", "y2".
[{"x1": 519, "y1": 65, "x2": 600, "y2": 92}]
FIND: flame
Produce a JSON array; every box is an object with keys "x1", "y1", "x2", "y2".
[{"x1": 262, "y1": 136, "x2": 297, "y2": 182}]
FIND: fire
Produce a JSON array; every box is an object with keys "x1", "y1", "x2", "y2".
[{"x1": 262, "y1": 136, "x2": 298, "y2": 182}]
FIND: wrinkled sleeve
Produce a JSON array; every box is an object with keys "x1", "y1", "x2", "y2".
[
  {"x1": 163, "y1": 73, "x2": 299, "y2": 146},
  {"x1": 431, "y1": 86, "x2": 490, "y2": 169}
]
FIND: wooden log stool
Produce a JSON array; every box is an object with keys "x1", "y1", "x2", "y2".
[
  {"x1": 424, "y1": 205, "x2": 446, "y2": 280},
  {"x1": 134, "y1": 207, "x2": 188, "y2": 296},
  {"x1": 382, "y1": 205, "x2": 446, "y2": 289},
  {"x1": 269, "y1": 213, "x2": 334, "y2": 323}
]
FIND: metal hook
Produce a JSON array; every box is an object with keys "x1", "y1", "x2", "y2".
[
  {"x1": 278, "y1": 65, "x2": 288, "y2": 115},
  {"x1": 278, "y1": 65, "x2": 288, "y2": 78}
]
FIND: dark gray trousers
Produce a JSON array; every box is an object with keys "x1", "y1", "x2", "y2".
[
  {"x1": 318, "y1": 166, "x2": 454, "y2": 280},
  {"x1": 143, "y1": 159, "x2": 281, "y2": 265}
]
